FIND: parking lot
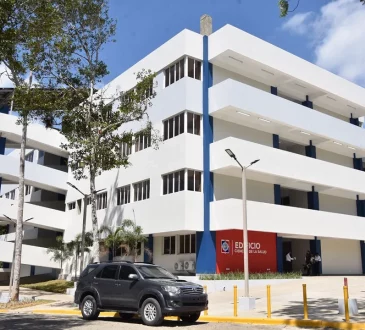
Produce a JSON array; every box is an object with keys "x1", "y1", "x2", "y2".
[{"x1": 0, "y1": 314, "x2": 303, "y2": 330}]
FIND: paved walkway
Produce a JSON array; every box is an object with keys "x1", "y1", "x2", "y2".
[{"x1": 2, "y1": 276, "x2": 365, "y2": 323}]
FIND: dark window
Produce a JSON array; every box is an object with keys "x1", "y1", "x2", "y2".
[
  {"x1": 117, "y1": 185, "x2": 131, "y2": 205},
  {"x1": 187, "y1": 113, "x2": 194, "y2": 134},
  {"x1": 180, "y1": 59, "x2": 185, "y2": 78},
  {"x1": 165, "y1": 69, "x2": 170, "y2": 87},
  {"x1": 194, "y1": 114, "x2": 200, "y2": 135},
  {"x1": 176, "y1": 61, "x2": 180, "y2": 81},
  {"x1": 188, "y1": 170, "x2": 202, "y2": 192},
  {"x1": 188, "y1": 170, "x2": 194, "y2": 191},
  {"x1": 119, "y1": 265, "x2": 138, "y2": 280},
  {"x1": 170, "y1": 65, "x2": 175, "y2": 84},
  {"x1": 180, "y1": 113, "x2": 184, "y2": 134},
  {"x1": 133, "y1": 180, "x2": 150, "y2": 202},
  {"x1": 163, "y1": 121, "x2": 168, "y2": 140},
  {"x1": 96, "y1": 192, "x2": 107, "y2": 210},
  {"x1": 163, "y1": 113, "x2": 185, "y2": 141},
  {"x1": 163, "y1": 236, "x2": 176, "y2": 254},
  {"x1": 179, "y1": 234, "x2": 196, "y2": 254},
  {"x1": 99, "y1": 265, "x2": 119, "y2": 279},
  {"x1": 195, "y1": 61, "x2": 202, "y2": 80},
  {"x1": 168, "y1": 173, "x2": 173, "y2": 194},
  {"x1": 80, "y1": 265, "x2": 98, "y2": 278},
  {"x1": 162, "y1": 170, "x2": 185, "y2": 195},
  {"x1": 168, "y1": 118, "x2": 174, "y2": 139},
  {"x1": 187, "y1": 112, "x2": 201, "y2": 135},
  {"x1": 195, "y1": 171, "x2": 201, "y2": 192},
  {"x1": 163, "y1": 175, "x2": 168, "y2": 195},
  {"x1": 174, "y1": 115, "x2": 179, "y2": 137},
  {"x1": 188, "y1": 58, "x2": 194, "y2": 78},
  {"x1": 165, "y1": 59, "x2": 185, "y2": 88}
]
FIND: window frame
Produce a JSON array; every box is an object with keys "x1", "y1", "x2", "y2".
[
  {"x1": 163, "y1": 112, "x2": 185, "y2": 141},
  {"x1": 162, "y1": 169, "x2": 185, "y2": 195},
  {"x1": 187, "y1": 112, "x2": 201, "y2": 136},
  {"x1": 163, "y1": 236, "x2": 176, "y2": 255},
  {"x1": 187, "y1": 170, "x2": 202, "y2": 192},
  {"x1": 179, "y1": 234, "x2": 196, "y2": 254},
  {"x1": 164, "y1": 57, "x2": 186, "y2": 88},
  {"x1": 68, "y1": 202, "x2": 76, "y2": 210},
  {"x1": 96, "y1": 192, "x2": 108, "y2": 210},
  {"x1": 133, "y1": 179, "x2": 150, "y2": 202},
  {"x1": 117, "y1": 185, "x2": 131, "y2": 206}
]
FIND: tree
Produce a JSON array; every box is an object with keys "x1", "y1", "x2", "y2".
[
  {"x1": 0, "y1": 0, "x2": 72, "y2": 301},
  {"x1": 118, "y1": 219, "x2": 150, "y2": 262},
  {"x1": 99, "y1": 225, "x2": 123, "y2": 260},
  {"x1": 67, "y1": 231, "x2": 93, "y2": 279},
  {"x1": 47, "y1": 236, "x2": 73, "y2": 274},
  {"x1": 30, "y1": 0, "x2": 158, "y2": 264},
  {"x1": 278, "y1": 0, "x2": 364, "y2": 17}
]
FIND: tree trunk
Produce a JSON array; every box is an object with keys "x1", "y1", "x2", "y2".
[
  {"x1": 90, "y1": 170, "x2": 100, "y2": 262},
  {"x1": 10, "y1": 119, "x2": 27, "y2": 301}
]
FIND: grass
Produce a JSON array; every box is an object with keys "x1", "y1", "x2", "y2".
[
  {"x1": 21, "y1": 280, "x2": 74, "y2": 294},
  {"x1": 199, "y1": 271, "x2": 302, "y2": 280},
  {"x1": 0, "y1": 299, "x2": 54, "y2": 310}
]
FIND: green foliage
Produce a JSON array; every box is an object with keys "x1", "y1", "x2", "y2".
[
  {"x1": 99, "y1": 225, "x2": 123, "y2": 258},
  {"x1": 279, "y1": 0, "x2": 289, "y2": 17},
  {"x1": 22, "y1": 280, "x2": 74, "y2": 294},
  {"x1": 199, "y1": 271, "x2": 302, "y2": 280},
  {"x1": 67, "y1": 231, "x2": 94, "y2": 254},
  {"x1": 46, "y1": 236, "x2": 73, "y2": 269}
]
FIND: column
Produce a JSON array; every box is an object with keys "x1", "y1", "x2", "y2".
[
  {"x1": 310, "y1": 237, "x2": 322, "y2": 274},
  {"x1": 350, "y1": 114, "x2": 360, "y2": 126},
  {"x1": 196, "y1": 31, "x2": 216, "y2": 274},
  {"x1": 144, "y1": 234, "x2": 153, "y2": 263},
  {"x1": 353, "y1": 153, "x2": 363, "y2": 171},
  {"x1": 360, "y1": 241, "x2": 365, "y2": 275},
  {"x1": 305, "y1": 140, "x2": 316, "y2": 158},
  {"x1": 302, "y1": 95, "x2": 313, "y2": 109},
  {"x1": 307, "y1": 186, "x2": 319, "y2": 210}
]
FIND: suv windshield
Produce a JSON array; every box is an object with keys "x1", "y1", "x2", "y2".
[{"x1": 136, "y1": 265, "x2": 176, "y2": 279}]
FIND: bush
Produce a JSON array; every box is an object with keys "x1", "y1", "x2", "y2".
[
  {"x1": 199, "y1": 271, "x2": 301, "y2": 280},
  {"x1": 22, "y1": 280, "x2": 74, "y2": 293}
]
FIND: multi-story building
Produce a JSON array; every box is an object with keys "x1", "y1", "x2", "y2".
[{"x1": 2, "y1": 16, "x2": 365, "y2": 278}]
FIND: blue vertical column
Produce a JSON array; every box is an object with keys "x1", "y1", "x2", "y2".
[
  {"x1": 310, "y1": 237, "x2": 322, "y2": 274},
  {"x1": 350, "y1": 114, "x2": 360, "y2": 126},
  {"x1": 353, "y1": 153, "x2": 363, "y2": 171},
  {"x1": 144, "y1": 234, "x2": 154, "y2": 263},
  {"x1": 307, "y1": 186, "x2": 319, "y2": 210},
  {"x1": 360, "y1": 241, "x2": 365, "y2": 274},
  {"x1": 305, "y1": 140, "x2": 316, "y2": 158},
  {"x1": 302, "y1": 95, "x2": 313, "y2": 109},
  {"x1": 196, "y1": 35, "x2": 216, "y2": 274}
]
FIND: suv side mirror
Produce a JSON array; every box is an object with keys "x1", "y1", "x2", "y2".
[{"x1": 128, "y1": 274, "x2": 139, "y2": 280}]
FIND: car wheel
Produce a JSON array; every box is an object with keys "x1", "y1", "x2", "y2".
[
  {"x1": 180, "y1": 312, "x2": 201, "y2": 323},
  {"x1": 118, "y1": 312, "x2": 135, "y2": 321},
  {"x1": 81, "y1": 295, "x2": 100, "y2": 320},
  {"x1": 140, "y1": 298, "x2": 163, "y2": 326}
]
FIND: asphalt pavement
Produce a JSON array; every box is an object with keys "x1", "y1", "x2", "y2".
[{"x1": 0, "y1": 313, "x2": 308, "y2": 330}]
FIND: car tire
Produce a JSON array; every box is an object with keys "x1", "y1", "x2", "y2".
[
  {"x1": 118, "y1": 312, "x2": 135, "y2": 321},
  {"x1": 81, "y1": 295, "x2": 100, "y2": 320},
  {"x1": 180, "y1": 312, "x2": 201, "y2": 323},
  {"x1": 140, "y1": 298, "x2": 163, "y2": 326}
]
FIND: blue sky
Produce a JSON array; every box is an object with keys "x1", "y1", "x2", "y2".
[{"x1": 102, "y1": 0, "x2": 329, "y2": 83}]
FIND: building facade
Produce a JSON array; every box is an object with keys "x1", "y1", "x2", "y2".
[{"x1": 2, "y1": 18, "x2": 365, "y2": 278}]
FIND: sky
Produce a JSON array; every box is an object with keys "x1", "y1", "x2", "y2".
[{"x1": 1, "y1": 0, "x2": 365, "y2": 88}]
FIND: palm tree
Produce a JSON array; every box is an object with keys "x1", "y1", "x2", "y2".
[
  {"x1": 47, "y1": 236, "x2": 73, "y2": 277},
  {"x1": 119, "y1": 219, "x2": 150, "y2": 262},
  {"x1": 98, "y1": 225, "x2": 123, "y2": 260},
  {"x1": 68, "y1": 231, "x2": 93, "y2": 279}
]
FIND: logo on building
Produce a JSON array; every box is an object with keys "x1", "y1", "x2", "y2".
[{"x1": 221, "y1": 240, "x2": 230, "y2": 254}]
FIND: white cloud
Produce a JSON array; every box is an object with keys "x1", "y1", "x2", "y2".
[
  {"x1": 282, "y1": 12, "x2": 314, "y2": 35},
  {"x1": 282, "y1": 0, "x2": 365, "y2": 86},
  {"x1": 0, "y1": 63, "x2": 13, "y2": 88}
]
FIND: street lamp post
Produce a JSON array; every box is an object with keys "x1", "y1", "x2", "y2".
[
  {"x1": 66, "y1": 182, "x2": 105, "y2": 277},
  {"x1": 3, "y1": 214, "x2": 33, "y2": 296},
  {"x1": 225, "y1": 149, "x2": 260, "y2": 298}
]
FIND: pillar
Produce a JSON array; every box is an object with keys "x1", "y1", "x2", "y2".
[
  {"x1": 353, "y1": 153, "x2": 363, "y2": 171},
  {"x1": 144, "y1": 234, "x2": 153, "y2": 263},
  {"x1": 307, "y1": 186, "x2": 319, "y2": 210},
  {"x1": 350, "y1": 114, "x2": 360, "y2": 126},
  {"x1": 305, "y1": 140, "x2": 316, "y2": 158},
  {"x1": 276, "y1": 236, "x2": 283, "y2": 273},
  {"x1": 196, "y1": 27, "x2": 216, "y2": 274},
  {"x1": 302, "y1": 95, "x2": 313, "y2": 109},
  {"x1": 360, "y1": 241, "x2": 365, "y2": 274},
  {"x1": 310, "y1": 237, "x2": 322, "y2": 274}
]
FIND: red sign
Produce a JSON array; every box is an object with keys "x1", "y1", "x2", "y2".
[{"x1": 216, "y1": 230, "x2": 277, "y2": 274}]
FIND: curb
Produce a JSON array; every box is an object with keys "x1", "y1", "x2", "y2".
[{"x1": 1, "y1": 309, "x2": 365, "y2": 329}]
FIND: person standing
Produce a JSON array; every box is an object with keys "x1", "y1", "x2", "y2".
[
  {"x1": 313, "y1": 253, "x2": 321, "y2": 276},
  {"x1": 304, "y1": 250, "x2": 312, "y2": 276},
  {"x1": 285, "y1": 251, "x2": 296, "y2": 272}
]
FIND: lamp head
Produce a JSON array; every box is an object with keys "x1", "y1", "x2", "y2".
[
  {"x1": 250, "y1": 159, "x2": 260, "y2": 166},
  {"x1": 225, "y1": 149, "x2": 235, "y2": 159}
]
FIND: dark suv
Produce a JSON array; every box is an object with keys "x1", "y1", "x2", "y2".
[{"x1": 74, "y1": 261, "x2": 208, "y2": 326}]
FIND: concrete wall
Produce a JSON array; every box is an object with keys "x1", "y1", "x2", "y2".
[
  {"x1": 313, "y1": 104, "x2": 348, "y2": 122},
  {"x1": 213, "y1": 119, "x2": 272, "y2": 146},
  {"x1": 319, "y1": 194, "x2": 357, "y2": 216},
  {"x1": 212, "y1": 66, "x2": 270, "y2": 93},
  {"x1": 316, "y1": 149, "x2": 353, "y2": 169},
  {"x1": 321, "y1": 238, "x2": 362, "y2": 275}
]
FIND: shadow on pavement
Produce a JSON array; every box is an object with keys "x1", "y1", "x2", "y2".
[
  {"x1": 272, "y1": 298, "x2": 365, "y2": 321},
  {"x1": 0, "y1": 314, "x2": 85, "y2": 330},
  {"x1": 97, "y1": 317, "x2": 208, "y2": 327}
]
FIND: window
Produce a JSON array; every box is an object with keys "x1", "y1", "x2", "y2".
[
  {"x1": 25, "y1": 185, "x2": 31, "y2": 195},
  {"x1": 163, "y1": 236, "x2": 176, "y2": 255},
  {"x1": 163, "y1": 113, "x2": 185, "y2": 141},
  {"x1": 162, "y1": 170, "x2": 185, "y2": 195},
  {"x1": 120, "y1": 142, "x2": 131, "y2": 157},
  {"x1": 25, "y1": 151, "x2": 34, "y2": 162},
  {"x1": 80, "y1": 264, "x2": 98, "y2": 278},
  {"x1": 5, "y1": 193, "x2": 9, "y2": 199},
  {"x1": 165, "y1": 58, "x2": 185, "y2": 87},
  {"x1": 96, "y1": 192, "x2": 107, "y2": 210},
  {"x1": 68, "y1": 202, "x2": 76, "y2": 210},
  {"x1": 10, "y1": 190, "x2": 15, "y2": 200},
  {"x1": 119, "y1": 265, "x2": 138, "y2": 280},
  {"x1": 117, "y1": 185, "x2": 131, "y2": 205},
  {"x1": 187, "y1": 170, "x2": 202, "y2": 192},
  {"x1": 188, "y1": 58, "x2": 202, "y2": 80},
  {"x1": 179, "y1": 234, "x2": 196, "y2": 254},
  {"x1": 135, "y1": 132, "x2": 151, "y2": 152},
  {"x1": 187, "y1": 113, "x2": 201, "y2": 135},
  {"x1": 97, "y1": 265, "x2": 119, "y2": 279},
  {"x1": 133, "y1": 179, "x2": 150, "y2": 202}
]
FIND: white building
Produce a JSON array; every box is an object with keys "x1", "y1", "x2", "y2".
[{"x1": 2, "y1": 16, "x2": 365, "y2": 278}]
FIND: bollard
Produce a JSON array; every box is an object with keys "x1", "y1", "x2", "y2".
[
  {"x1": 204, "y1": 286, "x2": 208, "y2": 316},
  {"x1": 267, "y1": 285, "x2": 271, "y2": 319},
  {"x1": 233, "y1": 285, "x2": 238, "y2": 317},
  {"x1": 302, "y1": 284, "x2": 308, "y2": 320},
  {"x1": 343, "y1": 286, "x2": 350, "y2": 322}
]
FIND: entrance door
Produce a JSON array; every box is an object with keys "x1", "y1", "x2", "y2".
[{"x1": 283, "y1": 241, "x2": 292, "y2": 273}]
